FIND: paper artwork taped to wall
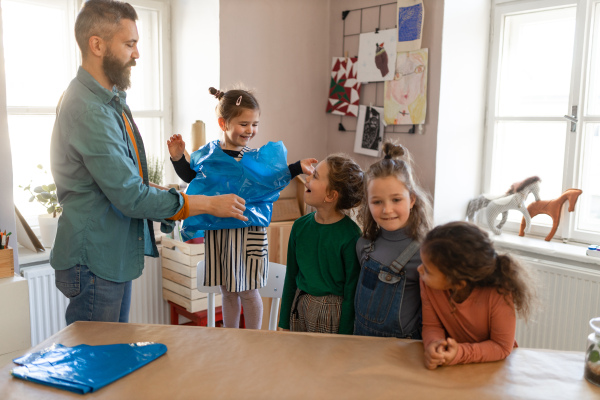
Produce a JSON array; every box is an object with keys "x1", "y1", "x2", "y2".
[
  {"x1": 396, "y1": 0, "x2": 424, "y2": 52},
  {"x1": 354, "y1": 105, "x2": 385, "y2": 157},
  {"x1": 356, "y1": 29, "x2": 397, "y2": 83},
  {"x1": 326, "y1": 57, "x2": 361, "y2": 117},
  {"x1": 384, "y1": 48, "x2": 428, "y2": 125}
]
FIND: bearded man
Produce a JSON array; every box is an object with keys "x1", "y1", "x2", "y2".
[{"x1": 50, "y1": 0, "x2": 247, "y2": 325}]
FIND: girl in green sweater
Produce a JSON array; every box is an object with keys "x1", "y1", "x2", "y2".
[{"x1": 278, "y1": 154, "x2": 364, "y2": 334}]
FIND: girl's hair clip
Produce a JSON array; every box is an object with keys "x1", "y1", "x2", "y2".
[{"x1": 236, "y1": 96, "x2": 242, "y2": 106}]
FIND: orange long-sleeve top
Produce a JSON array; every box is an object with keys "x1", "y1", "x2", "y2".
[{"x1": 420, "y1": 279, "x2": 517, "y2": 365}]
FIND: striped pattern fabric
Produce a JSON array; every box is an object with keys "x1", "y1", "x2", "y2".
[
  {"x1": 204, "y1": 147, "x2": 269, "y2": 292},
  {"x1": 290, "y1": 289, "x2": 343, "y2": 334}
]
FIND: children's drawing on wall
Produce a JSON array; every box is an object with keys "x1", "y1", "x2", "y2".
[
  {"x1": 383, "y1": 48, "x2": 428, "y2": 125},
  {"x1": 396, "y1": 0, "x2": 424, "y2": 52},
  {"x1": 354, "y1": 105, "x2": 385, "y2": 157},
  {"x1": 326, "y1": 57, "x2": 362, "y2": 117},
  {"x1": 357, "y1": 29, "x2": 397, "y2": 83}
]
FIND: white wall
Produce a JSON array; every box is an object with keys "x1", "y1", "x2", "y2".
[
  {"x1": 169, "y1": 0, "x2": 220, "y2": 184},
  {"x1": 0, "y1": 9, "x2": 18, "y2": 269},
  {"x1": 433, "y1": 0, "x2": 491, "y2": 224}
]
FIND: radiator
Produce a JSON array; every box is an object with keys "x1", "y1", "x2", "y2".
[
  {"x1": 23, "y1": 254, "x2": 170, "y2": 347},
  {"x1": 515, "y1": 256, "x2": 600, "y2": 352}
]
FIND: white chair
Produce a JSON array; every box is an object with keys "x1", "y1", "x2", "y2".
[
  {"x1": 258, "y1": 262, "x2": 287, "y2": 331},
  {"x1": 196, "y1": 260, "x2": 222, "y2": 327}
]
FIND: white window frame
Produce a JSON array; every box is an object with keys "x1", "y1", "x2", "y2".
[{"x1": 484, "y1": 0, "x2": 600, "y2": 244}]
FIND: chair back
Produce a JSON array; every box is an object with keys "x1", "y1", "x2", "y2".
[
  {"x1": 258, "y1": 262, "x2": 286, "y2": 331},
  {"x1": 197, "y1": 260, "x2": 221, "y2": 327}
]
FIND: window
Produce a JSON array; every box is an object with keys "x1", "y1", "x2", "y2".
[
  {"x1": 486, "y1": 0, "x2": 600, "y2": 243},
  {"x1": 3, "y1": 0, "x2": 171, "y2": 231}
]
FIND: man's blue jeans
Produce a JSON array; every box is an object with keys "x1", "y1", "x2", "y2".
[{"x1": 55, "y1": 264, "x2": 132, "y2": 325}]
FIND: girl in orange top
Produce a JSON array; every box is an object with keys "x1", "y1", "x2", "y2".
[{"x1": 418, "y1": 221, "x2": 535, "y2": 369}]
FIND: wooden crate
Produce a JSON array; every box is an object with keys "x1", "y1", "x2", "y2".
[
  {"x1": 161, "y1": 237, "x2": 215, "y2": 312},
  {"x1": 0, "y1": 247, "x2": 14, "y2": 278}
]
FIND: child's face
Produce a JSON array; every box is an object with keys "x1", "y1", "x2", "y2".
[
  {"x1": 221, "y1": 108, "x2": 260, "y2": 150},
  {"x1": 303, "y1": 161, "x2": 331, "y2": 207},
  {"x1": 417, "y1": 249, "x2": 452, "y2": 291},
  {"x1": 367, "y1": 176, "x2": 415, "y2": 232}
]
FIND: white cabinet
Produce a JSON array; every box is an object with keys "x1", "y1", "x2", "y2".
[{"x1": 0, "y1": 275, "x2": 31, "y2": 367}]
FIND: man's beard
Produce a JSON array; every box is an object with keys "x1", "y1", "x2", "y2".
[{"x1": 102, "y1": 49, "x2": 135, "y2": 91}]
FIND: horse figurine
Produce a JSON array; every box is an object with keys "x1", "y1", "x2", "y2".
[
  {"x1": 484, "y1": 176, "x2": 542, "y2": 235},
  {"x1": 518, "y1": 188, "x2": 582, "y2": 241}
]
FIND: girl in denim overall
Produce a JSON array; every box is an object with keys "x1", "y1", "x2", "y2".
[{"x1": 354, "y1": 142, "x2": 433, "y2": 338}]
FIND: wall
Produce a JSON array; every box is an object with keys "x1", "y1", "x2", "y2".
[
  {"x1": 327, "y1": 0, "x2": 445, "y2": 199},
  {"x1": 170, "y1": 0, "x2": 220, "y2": 184},
  {"x1": 433, "y1": 0, "x2": 490, "y2": 224},
  {"x1": 219, "y1": 0, "x2": 331, "y2": 164},
  {"x1": 0, "y1": 9, "x2": 18, "y2": 268}
]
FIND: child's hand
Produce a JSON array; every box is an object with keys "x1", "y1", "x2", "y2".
[
  {"x1": 300, "y1": 158, "x2": 318, "y2": 176},
  {"x1": 277, "y1": 327, "x2": 289, "y2": 332},
  {"x1": 424, "y1": 339, "x2": 447, "y2": 370},
  {"x1": 167, "y1": 134, "x2": 186, "y2": 161},
  {"x1": 439, "y1": 337, "x2": 459, "y2": 365}
]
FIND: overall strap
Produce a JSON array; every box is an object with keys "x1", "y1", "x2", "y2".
[
  {"x1": 361, "y1": 241, "x2": 375, "y2": 263},
  {"x1": 389, "y1": 240, "x2": 420, "y2": 274}
]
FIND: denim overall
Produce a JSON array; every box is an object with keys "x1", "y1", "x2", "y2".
[{"x1": 354, "y1": 240, "x2": 422, "y2": 339}]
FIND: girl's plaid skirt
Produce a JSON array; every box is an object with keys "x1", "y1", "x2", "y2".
[{"x1": 289, "y1": 288, "x2": 343, "y2": 334}]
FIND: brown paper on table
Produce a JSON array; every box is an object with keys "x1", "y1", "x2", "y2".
[{"x1": 191, "y1": 120, "x2": 206, "y2": 152}]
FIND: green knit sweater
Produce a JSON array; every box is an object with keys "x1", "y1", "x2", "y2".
[{"x1": 279, "y1": 212, "x2": 362, "y2": 334}]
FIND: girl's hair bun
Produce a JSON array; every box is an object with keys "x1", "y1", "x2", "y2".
[
  {"x1": 382, "y1": 141, "x2": 405, "y2": 159},
  {"x1": 208, "y1": 87, "x2": 225, "y2": 100}
]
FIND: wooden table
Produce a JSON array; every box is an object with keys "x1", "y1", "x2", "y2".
[{"x1": 1, "y1": 321, "x2": 599, "y2": 399}]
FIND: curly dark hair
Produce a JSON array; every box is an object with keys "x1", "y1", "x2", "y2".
[
  {"x1": 422, "y1": 221, "x2": 535, "y2": 319},
  {"x1": 358, "y1": 141, "x2": 432, "y2": 242},
  {"x1": 208, "y1": 85, "x2": 260, "y2": 124},
  {"x1": 325, "y1": 154, "x2": 364, "y2": 211}
]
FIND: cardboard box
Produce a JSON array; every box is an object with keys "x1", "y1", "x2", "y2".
[
  {"x1": 272, "y1": 176, "x2": 306, "y2": 222},
  {"x1": 0, "y1": 247, "x2": 14, "y2": 278}
]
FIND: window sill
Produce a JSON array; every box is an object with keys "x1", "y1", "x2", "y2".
[
  {"x1": 490, "y1": 231, "x2": 600, "y2": 269},
  {"x1": 17, "y1": 245, "x2": 50, "y2": 269}
]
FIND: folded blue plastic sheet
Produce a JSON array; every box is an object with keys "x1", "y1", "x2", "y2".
[
  {"x1": 182, "y1": 140, "x2": 291, "y2": 236},
  {"x1": 11, "y1": 342, "x2": 167, "y2": 394}
]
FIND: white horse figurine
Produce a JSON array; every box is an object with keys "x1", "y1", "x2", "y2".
[{"x1": 484, "y1": 177, "x2": 541, "y2": 235}]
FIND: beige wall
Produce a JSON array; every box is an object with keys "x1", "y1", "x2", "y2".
[
  {"x1": 219, "y1": 0, "x2": 331, "y2": 163},
  {"x1": 326, "y1": 0, "x2": 444, "y2": 198},
  {"x1": 220, "y1": 0, "x2": 444, "y2": 197}
]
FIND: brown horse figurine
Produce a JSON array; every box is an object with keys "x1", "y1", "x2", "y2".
[{"x1": 518, "y1": 188, "x2": 583, "y2": 241}]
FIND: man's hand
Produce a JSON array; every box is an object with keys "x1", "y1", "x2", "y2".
[
  {"x1": 300, "y1": 158, "x2": 318, "y2": 175},
  {"x1": 424, "y1": 339, "x2": 447, "y2": 370},
  {"x1": 207, "y1": 194, "x2": 248, "y2": 221},
  {"x1": 167, "y1": 134, "x2": 186, "y2": 161}
]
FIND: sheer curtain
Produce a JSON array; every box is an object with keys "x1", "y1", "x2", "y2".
[{"x1": 0, "y1": 4, "x2": 19, "y2": 270}]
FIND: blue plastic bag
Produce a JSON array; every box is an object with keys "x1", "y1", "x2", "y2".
[
  {"x1": 182, "y1": 140, "x2": 291, "y2": 235},
  {"x1": 11, "y1": 342, "x2": 167, "y2": 394}
]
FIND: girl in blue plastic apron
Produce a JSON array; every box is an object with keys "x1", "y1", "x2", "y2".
[
  {"x1": 167, "y1": 86, "x2": 316, "y2": 329},
  {"x1": 354, "y1": 142, "x2": 433, "y2": 338}
]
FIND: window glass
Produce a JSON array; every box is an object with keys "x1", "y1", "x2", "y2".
[
  {"x1": 128, "y1": 8, "x2": 160, "y2": 111},
  {"x1": 578, "y1": 123, "x2": 600, "y2": 232},
  {"x1": 586, "y1": 3, "x2": 600, "y2": 115},
  {"x1": 497, "y1": 7, "x2": 576, "y2": 117},
  {"x1": 2, "y1": 0, "x2": 74, "y2": 107},
  {"x1": 8, "y1": 115, "x2": 56, "y2": 218}
]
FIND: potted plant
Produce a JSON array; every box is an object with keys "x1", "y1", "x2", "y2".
[{"x1": 20, "y1": 164, "x2": 62, "y2": 248}]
